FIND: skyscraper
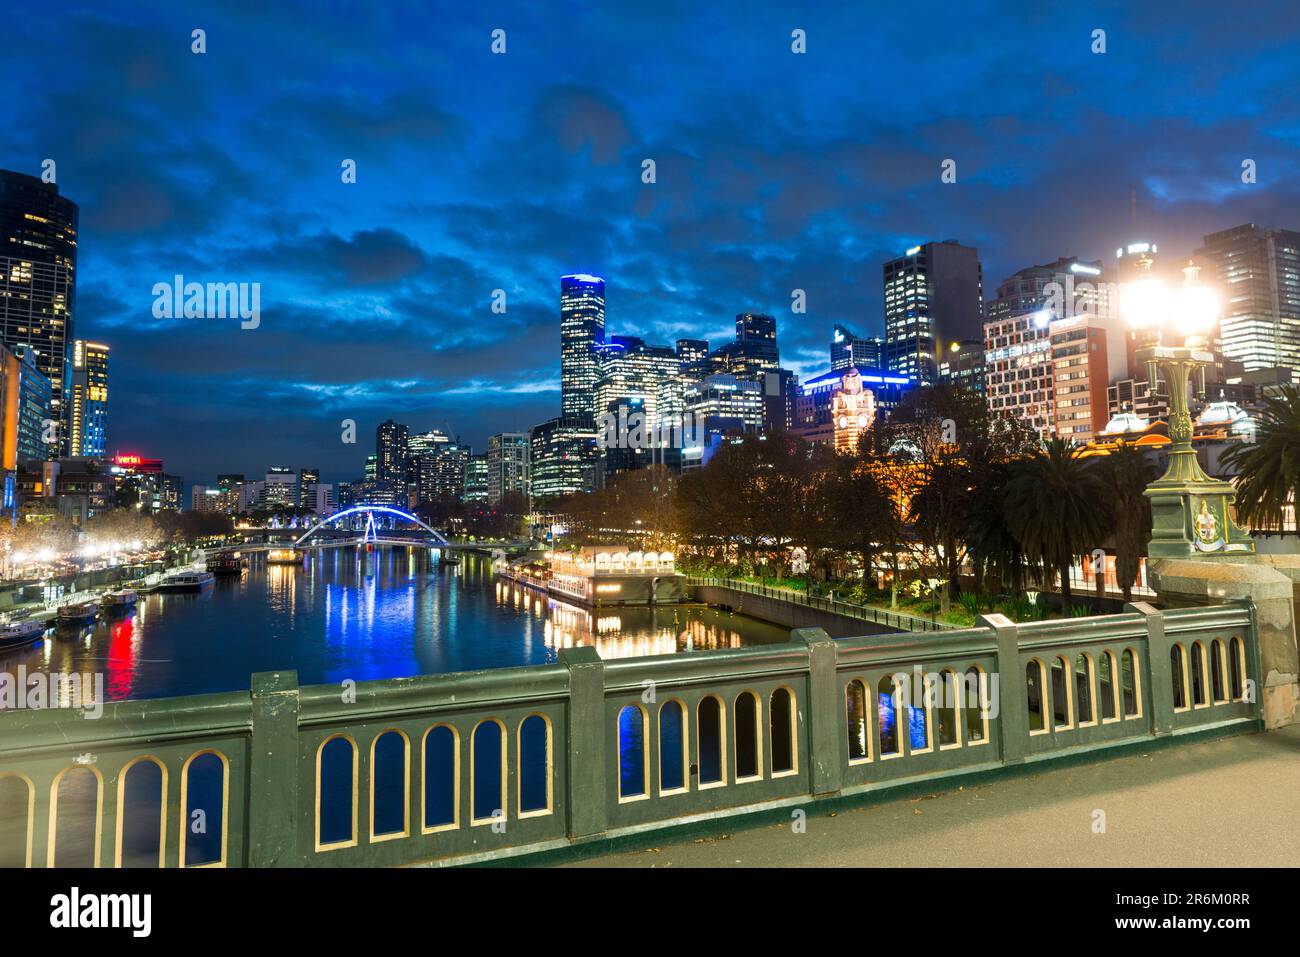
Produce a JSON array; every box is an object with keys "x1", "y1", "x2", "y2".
[
  {"x1": 986, "y1": 257, "x2": 1111, "y2": 324},
  {"x1": 594, "y1": 336, "x2": 682, "y2": 436},
  {"x1": 1194, "y1": 224, "x2": 1300, "y2": 378},
  {"x1": 487, "y1": 432, "x2": 530, "y2": 503},
  {"x1": 710, "y1": 313, "x2": 780, "y2": 379},
  {"x1": 939, "y1": 339, "x2": 986, "y2": 394},
  {"x1": 462, "y1": 455, "x2": 490, "y2": 504},
  {"x1": 68, "y1": 339, "x2": 108, "y2": 458},
  {"x1": 984, "y1": 310, "x2": 1055, "y2": 439},
  {"x1": 528, "y1": 417, "x2": 596, "y2": 502},
  {"x1": 884, "y1": 240, "x2": 983, "y2": 385},
  {"x1": 830, "y1": 324, "x2": 884, "y2": 371},
  {"x1": 0, "y1": 170, "x2": 78, "y2": 450},
  {"x1": 375, "y1": 420, "x2": 408, "y2": 483},
  {"x1": 560, "y1": 274, "x2": 606, "y2": 427},
  {"x1": 298, "y1": 468, "x2": 319, "y2": 510}
]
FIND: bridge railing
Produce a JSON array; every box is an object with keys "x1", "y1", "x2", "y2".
[{"x1": 0, "y1": 601, "x2": 1260, "y2": 867}]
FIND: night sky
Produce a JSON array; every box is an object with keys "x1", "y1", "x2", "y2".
[{"x1": 2, "y1": 1, "x2": 1298, "y2": 485}]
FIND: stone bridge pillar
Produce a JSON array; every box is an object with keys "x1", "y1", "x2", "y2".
[{"x1": 1150, "y1": 558, "x2": 1299, "y2": 729}]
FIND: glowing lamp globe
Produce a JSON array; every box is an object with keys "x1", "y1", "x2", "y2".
[
  {"x1": 1121, "y1": 277, "x2": 1170, "y2": 331},
  {"x1": 1173, "y1": 277, "x2": 1218, "y2": 347}
]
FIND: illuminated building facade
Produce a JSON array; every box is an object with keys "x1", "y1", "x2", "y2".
[
  {"x1": 831, "y1": 369, "x2": 876, "y2": 453},
  {"x1": 1049, "y1": 313, "x2": 1128, "y2": 443},
  {"x1": 529, "y1": 417, "x2": 597, "y2": 502},
  {"x1": 987, "y1": 257, "x2": 1112, "y2": 324},
  {"x1": 487, "y1": 432, "x2": 530, "y2": 503},
  {"x1": 1194, "y1": 224, "x2": 1300, "y2": 379},
  {"x1": 261, "y1": 466, "x2": 297, "y2": 509},
  {"x1": 109, "y1": 453, "x2": 180, "y2": 513},
  {"x1": 984, "y1": 310, "x2": 1055, "y2": 439},
  {"x1": 0, "y1": 170, "x2": 78, "y2": 452},
  {"x1": 416, "y1": 441, "x2": 469, "y2": 502},
  {"x1": 375, "y1": 420, "x2": 408, "y2": 483},
  {"x1": 594, "y1": 336, "x2": 682, "y2": 437},
  {"x1": 939, "y1": 338, "x2": 986, "y2": 393},
  {"x1": 462, "y1": 455, "x2": 490, "y2": 504},
  {"x1": 298, "y1": 468, "x2": 319, "y2": 510},
  {"x1": 560, "y1": 274, "x2": 606, "y2": 427},
  {"x1": 10, "y1": 343, "x2": 50, "y2": 470},
  {"x1": 675, "y1": 338, "x2": 710, "y2": 383},
  {"x1": 830, "y1": 324, "x2": 884, "y2": 371},
  {"x1": 709, "y1": 313, "x2": 780, "y2": 380},
  {"x1": 684, "y1": 374, "x2": 763, "y2": 433},
  {"x1": 795, "y1": 366, "x2": 912, "y2": 439},
  {"x1": 884, "y1": 240, "x2": 983, "y2": 385},
  {"x1": 68, "y1": 339, "x2": 108, "y2": 458}
]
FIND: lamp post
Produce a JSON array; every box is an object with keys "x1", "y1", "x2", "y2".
[{"x1": 1121, "y1": 260, "x2": 1254, "y2": 558}]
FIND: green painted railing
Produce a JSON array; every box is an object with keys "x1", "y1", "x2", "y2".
[
  {"x1": 686, "y1": 575, "x2": 959, "y2": 632},
  {"x1": 0, "y1": 600, "x2": 1261, "y2": 867}
]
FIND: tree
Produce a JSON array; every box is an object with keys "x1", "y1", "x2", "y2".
[
  {"x1": 1100, "y1": 443, "x2": 1157, "y2": 602},
  {"x1": 1221, "y1": 384, "x2": 1300, "y2": 534},
  {"x1": 1003, "y1": 438, "x2": 1112, "y2": 611},
  {"x1": 819, "y1": 453, "x2": 897, "y2": 589},
  {"x1": 962, "y1": 459, "x2": 1027, "y2": 599}
]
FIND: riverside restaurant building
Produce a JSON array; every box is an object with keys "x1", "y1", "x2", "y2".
[{"x1": 548, "y1": 547, "x2": 685, "y2": 606}]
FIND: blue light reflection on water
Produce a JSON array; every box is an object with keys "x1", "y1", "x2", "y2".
[{"x1": 0, "y1": 549, "x2": 791, "y2": 857}]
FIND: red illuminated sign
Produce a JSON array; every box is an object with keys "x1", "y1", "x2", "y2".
[{"x1": 115, "y1": 454, "x2": 143, "y2": 466}]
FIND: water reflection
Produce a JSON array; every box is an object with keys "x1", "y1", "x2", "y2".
[{"x1": 0, "y1": 550, "x2": 790, "y2": 704}]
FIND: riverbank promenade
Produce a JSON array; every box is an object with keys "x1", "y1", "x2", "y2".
[{"x1": 564, "y1": 724, "x2": 1300, "y2": 868}]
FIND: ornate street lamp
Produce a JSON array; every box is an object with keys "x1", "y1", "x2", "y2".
[{"x1": 1121, "y1": 259, "x2": 1254, "y2": 558}]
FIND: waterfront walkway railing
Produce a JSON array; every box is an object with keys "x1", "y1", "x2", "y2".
[
  {"x1": 0, "y1": 600, "x2": 1261, "y2": 867},
  {"x1": 685, "y1": 575, "x2": 958, "y2": 632}
]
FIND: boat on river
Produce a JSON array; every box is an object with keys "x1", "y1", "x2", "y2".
[
  {"x1": 100, "y1": 589, "x2": 138, "y2": 614},
  {"x1": 156, "y1": 571, "x2": 215, "y2": 593},
  {"x1": 208, "y1": 554, "x2": 245, "y2": 576},
  {"x1": 56, "y1": 600, "x2": 99, "y2": 626},
  {"x1": 0, "y1": 617, "x2": 45, "y2": 650}
]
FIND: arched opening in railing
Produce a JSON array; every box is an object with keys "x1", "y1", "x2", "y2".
[
  {"x1": 471, "y1": 719, "x2": 506, "y2": 825},
  {"x1": 846, "y1": 679, "x2": 870, "y2": 762},
  {"x1": 697, "y1": 696, "x2": 725, "y2": 786},
  {"x1": 769, "y1": 687, "x2": 796, "y2": 775},
  {"x1": 370, "y1": 730, "x2": 410, "y2": 841},
  {"x1": 316, "y1": 735, "x2": 358, "y2": 850},
  {"x1": 658, "y1": 700, "x2": 688, "y2": 794},
  {"x1": 518, "y1": 714, "x2": 552, "y2": 816},
  {"x1": 617, "y1": 705, "x2": 648, "y2": 800},
  {"x1": 50, "y1": 765, "x2": 102, "y2": 867},
  {"x1": 421, "y1": 725, "x2": 458, "y2": 832},
  {"x1": 117, "y1": 756, "x2": 166, "y2": 868},
  {"x1": 0, "y1": 773, "x2": 33, "y2": 868},
  {"x1": 181, "y1": 750, "x2": 229, "y2": 867}
]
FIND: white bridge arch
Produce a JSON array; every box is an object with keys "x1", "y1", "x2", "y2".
[{"x1": 292, "y1": 504, "x2": 450, "y2": 547}]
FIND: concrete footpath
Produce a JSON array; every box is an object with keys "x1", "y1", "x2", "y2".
[{"x1": 562, "y1": 726, "x2": 1300, "y2": 868}]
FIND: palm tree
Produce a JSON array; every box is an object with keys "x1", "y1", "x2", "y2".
[
  {"x1": 1221, "y1": 384, "x2": 1300, "y2": 534},
  {"x1": 1101, "y1": 443, "x2": 1158, "y2": 602},
  {"x1": 963, "y1": 460, "x2": 1027, "y2": 599},
  {"x1": 1003, "y1": 438, "x2": 1112, "y2": 612}
]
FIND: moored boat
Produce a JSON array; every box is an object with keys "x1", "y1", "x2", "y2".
[
  {"x1": 208, "y1": 554, "x2": 244, "y2": 576},
  {"x1": 0, "y1": 618, "x2": 45, "y2": 650},
  {"x1": 156, "y1": 571, "x2": 215, "y2": 593},
  {"x1": 56, "y1": 600, "x2": 99, "y2": 625},
  {"x1": 100, "y1": 589, "x2": 138, "y2": 613}
]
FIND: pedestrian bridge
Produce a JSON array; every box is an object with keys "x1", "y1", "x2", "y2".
[{"x1": 0, "y1": 597, "x2": 1262, "y2": 867}]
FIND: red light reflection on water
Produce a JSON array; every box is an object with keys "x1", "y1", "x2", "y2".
[{"x1": 107, "y1": 615, "x2": 136, "y2": 699}]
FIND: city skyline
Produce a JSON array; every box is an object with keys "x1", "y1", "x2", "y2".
[{"x1": 2, "y1": 1, "x2": 1299, "y2": 483}]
